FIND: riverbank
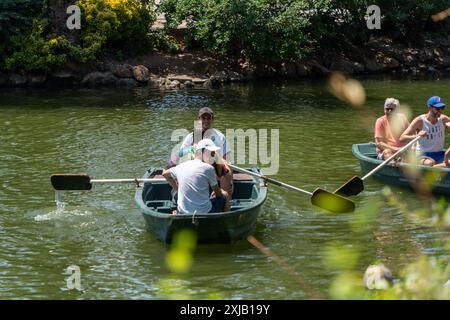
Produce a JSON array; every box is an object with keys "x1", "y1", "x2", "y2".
[{"x1": 1, "y1": 36, "x2": 449, "y2": 89}]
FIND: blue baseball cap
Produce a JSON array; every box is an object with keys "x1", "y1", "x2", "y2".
[{"x1": 427, "y1": 96, "x2": 446, "y2": 108}]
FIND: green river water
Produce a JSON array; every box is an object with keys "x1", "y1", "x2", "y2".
[{"x1": 0, "y1": 76, "x2": 449, "y2": 299}]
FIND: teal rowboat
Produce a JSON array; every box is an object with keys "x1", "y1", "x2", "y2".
[
  {"x1": 135, "y1": 168, "x2": 268, "y2": 243},
  {"x1": 353, "y1": 143, "x2": 450, "y2": 195}
]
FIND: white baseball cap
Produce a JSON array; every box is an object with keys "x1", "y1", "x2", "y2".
[{"x1": 195, "y1": 138, "x2": 220, "y2": 152}]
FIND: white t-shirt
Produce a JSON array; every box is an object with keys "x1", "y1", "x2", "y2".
[
  {"x1": 417, "y1": 115, "x2": 445, "y2": 153},
  {"x1": 169, "y1": 159, "x2": 218, "y2": 214},
  {"x1": 180, "y1": 128, "x2": 231, "y2": 161}
]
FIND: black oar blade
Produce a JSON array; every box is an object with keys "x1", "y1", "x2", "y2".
[
  {"x1": 311, "y1": 188, "x2": 355, "y2": 213},
  {"x1": 334, "y1": 176, "x2": 364, "y2": 196},
  {"x1": 51, "y1": 174, "x2": 92, "y2": 190}
]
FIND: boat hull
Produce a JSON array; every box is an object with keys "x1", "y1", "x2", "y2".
[
  {"x1": 135, "y1": 168, "x2": 267, "y2": 243},
  {"x1": 353, "y1": 143, "x2": 450, "y2": 196}
]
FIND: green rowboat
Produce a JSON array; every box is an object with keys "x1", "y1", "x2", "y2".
[
  {"x1": 135, "y1": 167, "x2": 268, "y2": 243},
  {"x1": 353, "y1": 143, "x2": 450, "y2": 195}
]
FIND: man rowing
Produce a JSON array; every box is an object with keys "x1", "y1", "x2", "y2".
[
  {"x1": 162, "y1": 139, "x2": 230, "y2": 214},
  {"x1": 400, "y1": 96, "x2": 448, "y2": 166},
  {"x1": 171, "y1": 107, "x2": 234, "y2": 200}
]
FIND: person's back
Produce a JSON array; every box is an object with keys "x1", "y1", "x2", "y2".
[{"x1": 168, "y1": 158, "x2": 218, "y2": 214}]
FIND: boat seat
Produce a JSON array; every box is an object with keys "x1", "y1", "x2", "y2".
[
  {"x1": 151, "y1": 174, "x2": 165, "y2": 179},
  {"x1": 233, "y1": 173, "x2": 253, "y2": 181},
  {"x1": 145, "y1": 200, "x2": 176, "y2": 213}
]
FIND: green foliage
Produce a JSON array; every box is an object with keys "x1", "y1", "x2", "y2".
[
  {"x1": 160, "y1": 0, "x2": 450, "y2": 62},
  {"x1": 1, "y1": 0, "x2": 157, "y2": 72},
  {"x1": 160, "y1": 0, "x2": 330, "y2": 64},
  {"x1": 373, "y1": 0, "x2": 450, "y2": 41},
  {"x1": 149, "y1": 30, "x2": 182, "y2": 54},
  {"x1": 326, "y1": 186, "x2": 449, "y2": 300},
  {"x1": 76, "y1": 0, "x2": 156, "y2": 62},
  {"x1": 0, "y1": 0, "x2": 43, "y2": 41},
  {"x1": 3, "y1": 18, "x2": 69, "y2": 72}
]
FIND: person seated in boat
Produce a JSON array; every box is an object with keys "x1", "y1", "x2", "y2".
[
  {"x1": 170, "y1": 106, "x2": 234, "y2": 198},
  {"x1": 374, "y1": 98, "x2": 410, "y2": 161},
  {"x1": 162, "y1": 138, "x2": 230, "y2": 214},
  {"x1": 400, "y1": 96, "x2": 448, "y2": 166}
]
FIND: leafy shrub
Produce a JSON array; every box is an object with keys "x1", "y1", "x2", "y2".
[
  {"x1": 160, "y1": 0, "x2": 327, "y2": 64},
  {"x1": 0, "y1": 0, "x2": 43, "y2": 41},
  {"x1": 1, "y1": 0, "x2": 157, "y2": 72},
  {"x1": 3, "y1": 18, "x2": 69, "y2": 72},
  {"x1": 76, "y1": 0, "x2": 156, "y2": 61}
]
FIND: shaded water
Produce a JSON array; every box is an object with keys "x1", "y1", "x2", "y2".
[{"x1": 0, "y1": 76, "x2": 449, "y2": 299}]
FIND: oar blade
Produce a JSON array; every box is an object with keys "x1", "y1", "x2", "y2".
[
  {"x1": 51, "y1": 174, "x2": 92, "y2": 190},
  {"x1": 311, "y1": 188, "x2": 355, "y2": 213},
  {"x1": 334, "y1": 176, "x2": 364, "y2": 196}
]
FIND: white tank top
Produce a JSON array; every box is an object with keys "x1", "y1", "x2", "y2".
[{"x1": 417, "y1": 115, "x2": 445, "y2": 153}]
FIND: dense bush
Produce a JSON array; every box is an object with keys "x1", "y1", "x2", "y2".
[
  {"x1": 0, "y1": 0, "x2": 43, "y2": 41},
  {"x1": 374, "y1": 0, "x2": 450, "y2": 41},
  {"x1": 160, "y1": 0, "x2": 329, "y2": 64},
  {"x1": 1, "y1": 0, "x2": 156, "y2": 72},
  {"x1": 76, "y1": 0, "x2": 156, "y2": 61},
  {"x1": 1, "y1": 0, "x2": 449, "y2": 73},
  {"x1": 160, "y1": 0, "x2": 450, "y2": 63},
  {"x1": 3, "y1": 18, "x2": 70, "y2": 72}
]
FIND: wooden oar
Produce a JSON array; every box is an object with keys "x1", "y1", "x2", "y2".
[
  {"x1": 228, "y1": 164, "x2": 355, "y2": 213},
  {"x1": 335, "y1": 135, "x2": 421, "y2": 196},
  {"x1": 50, "y1": 173, "x2": 165, "y2": 191}
]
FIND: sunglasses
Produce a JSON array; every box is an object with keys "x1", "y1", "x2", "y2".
[
  {"x1": 385, "y1": 107, "x2": 395, "y2": 111},
  {"x1": 434, "y1": 106, "x2": 445, "y2": 110}
]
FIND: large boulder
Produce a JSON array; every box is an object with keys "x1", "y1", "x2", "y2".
[
  {"x1": 364, "y1": 58, "x2": 384, "y2": 72},
  {"x1": 113, "y1": 64, "x2": 133, "y2": 78},
  {"x1": 132, "y1": 65, "x2": 150, "y2": 83},
  {"x1": 380, "y1": 56, "x2": 400, "y2": 70},
  {"x1": 167, "y1": 75, "x2": 193, "y2": 83},
  {"x1": 281, "y1": 62, "x2": 298, "y2": 78},
  {"x1": 329, "y1": 58, "x2": 356, "y2": 74},
  {"x1": 81, "y1": 72, "x2": 118, "y2": 86},
  {"x1": 305, "y1": 59, "x2": 329, "y2": 76},
  {"x1": 295, "y1": 62, "x2": 310, "y2": 77}
]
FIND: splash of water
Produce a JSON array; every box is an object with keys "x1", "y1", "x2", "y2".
[
  {"x1": 34, "y1": 191, "x2": 67, "y2": 221},
  {"x1": 55, "y1": 190, "x2": 66, "y2": 214}
]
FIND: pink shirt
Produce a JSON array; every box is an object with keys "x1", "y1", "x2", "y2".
[{"x1": 374, "y1": 114, "x2": 409, "y2": 153}]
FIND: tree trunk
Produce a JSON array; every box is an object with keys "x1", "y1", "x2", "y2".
[{"x1": 47, "y1": 0, "x2": 80, "y2": 44}]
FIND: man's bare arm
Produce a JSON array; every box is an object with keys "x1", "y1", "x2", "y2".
[
  {"x1": 400, "y1": 117, "x2": 426, "y2": 142},
  {"x1": 162, "y1": 169, "x2": 178, "y2": 191}
]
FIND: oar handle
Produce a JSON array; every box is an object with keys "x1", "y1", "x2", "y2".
[
  {"x1": 361, "y1": 135, "x2": 421, "y2": 180},
  {"x1": 229, "y1": 164, "x2": 313, "y2": 196}
]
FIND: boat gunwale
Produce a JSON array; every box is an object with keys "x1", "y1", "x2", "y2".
[{"x1": 352, "y1": 143, "x2": 450, "y2": 173}]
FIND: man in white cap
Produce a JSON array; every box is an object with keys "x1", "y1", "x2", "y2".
[
  {"x1": 162, "y1": 138, "x2": 230, "y2": 214},
  {"x1": 374, "y1": 98, "x2": 410, "y2": 160}
]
